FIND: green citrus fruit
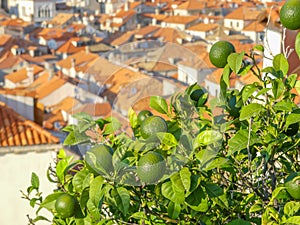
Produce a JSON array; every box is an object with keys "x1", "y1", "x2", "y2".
[
  {"x1": 284, "y1": 122, "x2": 299, "y2": 136},
  {"x1": 137, "y1": 110, "x2": 153, "y2": 124},
  {"x1": 285, "y1": 172, "x2": 300, "y2": 200},
  {"x1": 137, "y1": 151, "x2": 166, "y2": 183},
  {"x1": 209, "y1": 41, "x2": 235, "y2": 68},
  {"x1": 85, "y1": 144, "x2": 114, "y2": 175},
  {"x1": 55, "y1": 194, "x2": 76, "y2": 218},
  {"x1": 140, "y1": 116, "x2": 168, "y2": 139},
  {"x1": 280, "y1": 0, "x2": 300, "y2": 30},
  {"x1": 190, "y1": 89, "x2": 205, "y2": 102}
]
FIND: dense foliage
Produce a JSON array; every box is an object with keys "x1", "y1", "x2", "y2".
[{"x1": 22, "y1": 38, "x2": 300, "y2": 224}]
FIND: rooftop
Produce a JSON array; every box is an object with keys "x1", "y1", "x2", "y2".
[{"x1": 0, "y1": 102, "x2": 60, "y2": 147}]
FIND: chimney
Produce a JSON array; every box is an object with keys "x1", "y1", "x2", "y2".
[
  {"x1": 71, "y1": 58, "x2": 76, "y2": 68},
  {"x1": 124, "y1": 1, "x2": 129, "y2": 11},
  {"x1": 85, "y1": 45, "x2": 89, "y2": 54},
  {"x1": 26, "y1": 66, "x2": 34, "y2": 84}
]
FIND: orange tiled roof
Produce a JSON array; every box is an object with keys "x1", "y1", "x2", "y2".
[
  {"x1": 48, "y1": 13, "x2": 74, "y2": 27},
  {"x1": 176, "y1": 0, "x2": 206, "y2": 10},
  {"x1": 111, "y1": 31, "x2": 135, "y2": 47},
  {"x1": 49, "y1": 96, "x2": 80, "y2": 114},
  {"x1": 56, "y1": 50, "x2": 99, "y2": 70},
  {"x1": 103, "y1": 68, "x2": 147, "y2": 95},
  {"x1": 114, "y1": 9, "x2": 137, "y2": 19},
  {"x1": 5, "y1": 64, "x2": 44, "y2": 83},
  {"x1": 0, "y1": 102, "x2": 60, "y2": 147},
  {"x1": 152, "y1": 27, "x2": 187, "y2": 44},
  {"x1": 135, "y1": 25, "x2": 160, "y2": 38},
  {"x1": 27, "y1": 73, "x2": 66, "y2": 99},
  {"x1": 56, "y1": 38, "x2": 87, "y2": 55},
  {"x1": 243, "y1": 21, "x2": 265, "y2": 32},
  {"x1": 0, "y1": 18, "x2": 30, "y2": 27},
  {"x1": 0, "y1": 34, "x2": 13, "y2": 46},
  {"x1": 163, "y1": 15, "x2": 199, "y2": 24},
  {"x1": 142, "y1": 13, "x2": 168, "y2": 21},
  {"x1": 72, "y1": 102, "x2": 112, "y2": 117},
  {"x1": 225, "y1": 6, "x2": 262, "y2": 21},
  {"x1": 187, "y1": 23, "x2": 218, "y2": 32}
]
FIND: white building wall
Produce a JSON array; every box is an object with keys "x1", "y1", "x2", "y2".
[
  {"x1": 224, "y1": 19, "x2": 245, "y2": 31},
  {"x1": 0, "y1": 94, "x2": 35, "y2": 121},
  {"x1": 263, "y1": 28, "x2": 282, "y2": 68},
  {"x1": 0, "y1": 147, "x2": 59, "y2": 225}
]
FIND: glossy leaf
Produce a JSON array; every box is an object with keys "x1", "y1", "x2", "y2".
[
  {"x1": 179, "y1": 167, "x2": 191, "y2": 193},
  {"x1": 272, "y1": 78, "x2": 285, "y2": 99},
  {"x1": 72, "y1": 169, "x2": 90, "y2": 193},
  {"x1": 296, "y1": 31, "x2": 300, "y2": 59},
  {"x1": 285, "y1": 109, "x2": 300, "y2": 127},
  {"x1": 162, "y1": 181, "x2": 185, "y2": 204},
  {"x1": 157, "y1": 132, "x2": 178, "y2": 147},
  {"x1": 167, "y1": 201, "x2": 181, "y2": 219},
  {"x1": 228, "y1": 129, "x2": 260, "y2": 156},
  {"x1": 128, "y1": 107, "x2": 138, "y2": 129},
  {"x1": 227, "y1": 52, "x2": 244, "y2": 74},
  {"x1": 31, "y1": 172, "x2": 39, "y2": 189},
  {"x1": 194, "y1": 130, "x2": 222, "y2": 148},
  {"x1": 240, "y1": 103, "x2": 264, "y2": 121},
  {"x1": 273, "y1": 53, "x2": 289, "y2": 76},
  {"x1": 226, "y1": 219, "x2": 251, "y2": 225},
  {"x1": 150, "y1": 96, "x2": 168, "y2": 114},
  {"x1": 111, "y1": 187, "x2": 130, "y2": 216},
  {"x1": 38, "y1": 192, "x2": 64, "y2": 212}
]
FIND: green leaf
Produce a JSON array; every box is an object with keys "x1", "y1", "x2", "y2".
[
  {"x1": 194, "y1": 130, "x2": 222, "y2": 148},
  {"x1": 204, "y1": 157, "x2": 230, "y2": 171},
  {"x1": 162, "y1": 181, "x2": 185, "y2": 204},
  {"x1": 150, "y1": 96, "x2": 168, "y2": 114},
  {"x1": 286, "y1": 73, "x2": 298, "y2": 88},
  {"x1": 167, "y1": 201, "x2": 181, "y2": 219},
  {"x1": 226, "y1": 219, "x2": 251, "y2": 225},
  {"x1": 89, "y1": 176, "x2": 105, "y2": 207},
  {"x1": 86, "y1": 199, "x2": 100, "y2": 220},
  {"x1": 221, "y1": 64, "x2": 231, "y2": 87},
  {"x1": 253, "y1": 44, "x2": 264, "y2": 52},
  {"x1": 239, "y1": 103, "x2": 264, "y2": 121},
  {"x1": 272, "y1": 78, "x2": 285, "y2": 99},
  {"x1": 62, "y1": 124, "x2": 76, "y2": 132},
  {"x1": 56, "y1": 156, "x2": 73, "y2": 184},
  {"x1": 227, "y1": 52, "x2": 244, "y2": 74},
  {"x1": 274, "y1": 101, "x2": 296, "y2": 112},
  {"x1": 269, "y1": 187, "x2": 286, "y2": 203},
  {"x1": 31, "y1": 172, "x2": 39, "y2": 189},
  {"x1": 72, "y1": 112, "x2": 94, "y2": 122},
  {"x1": 128, "y1": 107, "x2": 138, "y2": 129},
  {"x1": 185, "y1": 186, "x2": 208, "y2": 212},
  {"x1": 63, "y1": 131, "x2": 89, "y2": 146},
  {"x1": 203, "y1": 182, "x2": 223, "y2": 198},
  {"x1": 170, "y1": 173, "x2": 185, "y2": 193},
  {"x1": 228, "y1": 129, "x2": 260, "y2": 156},
  {"x1": 282, "y1": 216, "x2": 300, "y2": 224},
  {"x1": 196, "y1": 149, "x2": 217, "y2": 170},
  {"x1": 295, "y1": 80, "x2": 300, "y2": 95},
  {"x1": 72, "y1": 169, "x2": 90, "y2": 193},
  {"x1": 284, "y1": 201, "x2": 300, "y2": 217},
  {"x1": 262, "y1": 67, "x2": 278, "y2": 77},
  {"x1": 180, "y1": 167, "x2": 191, "y2": 193},
  {"x1": 130, "y1": 212, "x2": 147, "y2": 220},
  {"x1": 295, "y1": 31, "x2": 300, "y2": 59},
  {"x1": 157, "y1": 132, "x2": 178, "y2": 147},
  {"x1": 110, "y1": 187, "x2": 130, "y2": 216},
  {"x1": 249, "y1": 202, "x2": 263, "y2": 213},
  {"x1": 238, "y1": 64, "x2": 252, "y2": 76},
  {"x1": 286, "y1": 110, "x2": 300, "y2": 127},
  {"x1": 273, "y1": 53, "x2": 289, "y2": 76},
  {"x1": 103, "y1": 117, "x2": 121, "y2": 135},
  {"x1": 38, "y1": 192, "x2": 64, "y2": 212}
]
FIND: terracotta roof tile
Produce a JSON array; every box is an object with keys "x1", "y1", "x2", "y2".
[
  {"x1": 243, "y1": 21, "x2": 265, "y2": 32},
  {"x1": 27, "y1": 73, "x2": 66, "y2": 99},
  {"x1": 0, "y1": 34, "x2": 13, "y2": 46},
  {"x1": 47, "y1": 13, "x2": 74, "y2": 27},
  {"x1": 176, "y1": 0, "x2": 206, "y2": 10},
  {"x1": 187, "y1": 23, "x2": 218, "y2": 32},
  {"x1": 72, "y1": 102, "x2": 112, "y2": 117},
  {"x1": 56, "y1": 38, "x2": 87, "y2": 54},
  {"x1": 0, "y1": 102, "x2": 59, "y2": 147},
  {"x1": 56, "y1": 50, "x2": 99, "y2": 70},
  {"x1": 5, "y1": 64, "x2": 44, "y2": 83},
  {"x1": 142, "y1": 13, "x2": 168, "y2": 21},
  {"x1": 162, "y1": 15, "x2": 199, "y2": 24},
  {"x1": 152, "y1": 27, "x2": 187, "y2": 44},
  {"x1": 225, "y1": 6, "x2": 262, "y2": 21}
]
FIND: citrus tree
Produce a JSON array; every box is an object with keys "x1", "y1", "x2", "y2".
[{"x1": 23, "y1": 2, "x2": 300, "y2": 224}]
